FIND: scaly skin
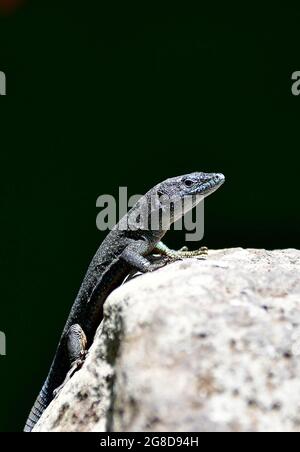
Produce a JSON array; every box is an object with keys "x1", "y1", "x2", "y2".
[{"x1": 24, "y1": 172, "x2": 225, "y2": 432}]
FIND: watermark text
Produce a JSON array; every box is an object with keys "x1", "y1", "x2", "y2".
[
  {"x1": 0, "y1": 71, "x2": 6, "y2": 95},
  {"x1": 291, "y1": 71, "x2": 300, "y2": 96},
  {"x1": 96, "y1": 187, "x2": 205, "y2": 242},
  {"x1": 0, "y1": 331, "x2": 6, "y2": 356}
]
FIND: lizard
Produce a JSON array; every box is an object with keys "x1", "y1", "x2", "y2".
[{"x1": 24, "y1": 171, "x2": 225, "y2": 432}]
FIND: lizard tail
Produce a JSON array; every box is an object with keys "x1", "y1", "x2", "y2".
[
  {"x1": 24, "y1": 340, "x2": 69, "y2": 432},
  {"x1": 24, "y1": 381, "x2": 51, "y2": 432}
]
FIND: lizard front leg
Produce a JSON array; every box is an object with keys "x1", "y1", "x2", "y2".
[
  {"x1": 53, "y1": 324, "x2": 87, "y2": 398},
  {"x1": 154, "y1": 241, "x2": 208, "y2": 260},
  {"x1": 121, "y1": 241, "x2": 169, "y2": 273}
]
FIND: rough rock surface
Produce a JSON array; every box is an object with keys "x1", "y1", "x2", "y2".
[{"x1": 34, "y1": 248, "x2": 300, "y2": 432}]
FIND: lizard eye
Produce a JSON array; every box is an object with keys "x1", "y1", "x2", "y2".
[{"x1": 184, "y1": 179, "x2": 194, "y2": 187}]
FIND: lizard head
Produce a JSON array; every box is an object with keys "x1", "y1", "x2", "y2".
[
  {"x1": 156, "y1": 172, "x2": 225, "y2": 199},
  {"x1": 153, "y1": 172, "x2": 225, "y2": 225},
  {"x1": 179, "y1": 172, "x2": 225, "y2": 197},
  {"x1": 126, "y1": 172, "x2": 225, "y2": 232}
]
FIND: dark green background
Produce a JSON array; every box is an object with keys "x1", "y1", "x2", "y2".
[{"x1": 0, "y1": 1, "x2": 299, "y2": 431}]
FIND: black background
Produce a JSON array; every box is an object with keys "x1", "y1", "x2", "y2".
[{"x1": 0, "y1": 0, "x2": 299, "y2": 431}]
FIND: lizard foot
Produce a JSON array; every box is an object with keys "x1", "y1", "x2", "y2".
[
  {"x1": 154, "y1": 242, "x2": 208, "y2": 261},
  {"x1": 53, "y1": 324, "x2": 88, "y2": 398},
  {"x1": 53, "y1": 354, "x2": 86, "y2": 398}
]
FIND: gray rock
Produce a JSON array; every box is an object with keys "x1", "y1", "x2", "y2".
[{"x1": 34, "y1": 248, "x2": 300, "y2": 432}]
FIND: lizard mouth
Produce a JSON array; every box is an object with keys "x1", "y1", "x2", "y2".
[{"x1": 192, "y1": 173, "x2": 225, "y2": 196}]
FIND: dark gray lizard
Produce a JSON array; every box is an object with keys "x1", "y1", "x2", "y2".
[{"x1": 24, "y1": 172, "x2": 225, "y2": 432}]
